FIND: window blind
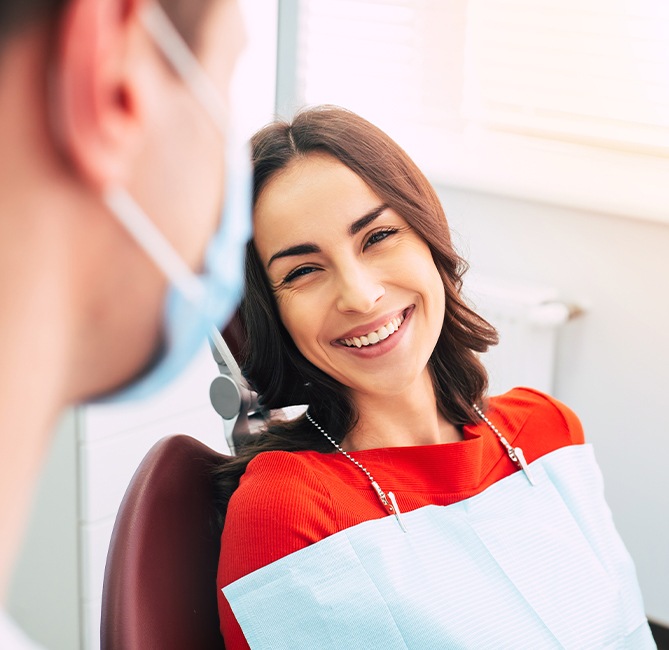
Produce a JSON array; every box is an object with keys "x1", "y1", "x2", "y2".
[
  {"x1": 464, "y1": 0, "x2": 669, "y2": 154},
  {"x1": 296, "y1": 0, "x2": 669, "y2": 156},
  {"x1": 297, "y1": 0, "x2": 467, "y2": 139}
]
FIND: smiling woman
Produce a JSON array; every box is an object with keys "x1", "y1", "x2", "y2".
[
  {"x1": 240, "y1": 106, "x2": 497, "y2": 422},
  {"x1": 212, "y1": 106, "x2": 655, "y2": 650},
  {"x1": 254, "y1": 152, "x2": 451, "y2": 435}
]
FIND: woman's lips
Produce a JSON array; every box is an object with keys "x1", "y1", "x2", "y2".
[
  {"x1": 335, "y1": 307, "x2": 410, "y2": 342},
  {"x1": 332, "y1": 306, "x2": 414, "y2": 356},
  {"x1": 338, "y1": 312, "x2": 406, "y2": 348}
]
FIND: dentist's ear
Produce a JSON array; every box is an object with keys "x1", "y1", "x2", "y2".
[{"x1": 51, "y1": 0, "x2": 147, "y2": 190}]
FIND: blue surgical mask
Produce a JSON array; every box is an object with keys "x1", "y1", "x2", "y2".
[{"x1": 98, "y1": 3, "x2": 251, "y2": 402}]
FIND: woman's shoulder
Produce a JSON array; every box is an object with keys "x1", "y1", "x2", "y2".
[
  {"x1": 220, "y1": 450, "x2": 338, "y2": 584},
  {"x1": 488, "y1": 387, "x2": 585, "y2": 454},
  {"x1": 242, "y1": 448, "x2": 324, "y2": 480},
  {"x1": 228, "y1": 450, "x2": 335, "y2": 525}
]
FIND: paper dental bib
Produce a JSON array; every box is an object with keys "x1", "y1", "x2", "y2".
[{"x1": 223, "y1": 444, "x2": 654, "y2": 649}]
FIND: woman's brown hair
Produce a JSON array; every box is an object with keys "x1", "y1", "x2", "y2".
[{"x1": 212, "y1": 106, "x2": 498, "y2": 528}]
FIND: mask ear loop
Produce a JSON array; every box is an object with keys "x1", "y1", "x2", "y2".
[
  {"x1": 103, "y1": 188, "x2": 205, "y2": 306},
  {"x1": 139, "y1": 2, "x2": 229, "y2": 136},
  {"x1": 116, "y1": 3, "x2": 245, "y2": 386},
  {"x1": 104, "y1": 186, "x2": 245, "y2": 388}
]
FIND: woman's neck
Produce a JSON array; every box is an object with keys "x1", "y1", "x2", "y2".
[{"x1": 343, "y1": 370, "x2": 462, "y2": 451}]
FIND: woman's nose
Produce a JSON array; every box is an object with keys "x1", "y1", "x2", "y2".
[{"x1": 335, "y1": 264, "x2": 385, "y2": 314}]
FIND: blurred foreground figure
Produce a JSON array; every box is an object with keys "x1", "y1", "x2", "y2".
[{"x1": 0, "y1": 0, "x2": 250, "y2": 646}]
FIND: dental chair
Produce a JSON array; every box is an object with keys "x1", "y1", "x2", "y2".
[
  {"x1": 209, "y1": 312, "x2": 268, "y2": 454},
  {"x1": 101, "y1": 321, "x2": 251, "y2": 650},
  {"x1": 100, "y1": 434, "x2": 230, "y2": 650}
]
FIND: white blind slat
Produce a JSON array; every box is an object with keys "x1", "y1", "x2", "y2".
[
  {"x1": 464, "y1": 0, "x2": 669, "y2": 152},
  {"x1": 296, "y1": 0, "x2": 669, "y2": 155}
]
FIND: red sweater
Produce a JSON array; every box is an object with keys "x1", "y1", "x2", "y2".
[{"x1": 217, "y1": 387, "x2": 584, "y2": 649}]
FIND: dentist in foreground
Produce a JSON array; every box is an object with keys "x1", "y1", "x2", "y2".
[{"x1": 0, "y1": 0, "x2": 250, "y2": 646}]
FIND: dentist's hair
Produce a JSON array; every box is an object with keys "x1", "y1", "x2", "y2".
[
  {"x1": 0, "y1": 0, "x2": 215, "y2": 50},
  {"x1": 212, "y1": 105, "x2": 498, "y2": 527}
]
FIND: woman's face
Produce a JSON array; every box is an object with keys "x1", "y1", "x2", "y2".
[{"x1": 254, "y1": 153, "x2": 446, "y2": 401}]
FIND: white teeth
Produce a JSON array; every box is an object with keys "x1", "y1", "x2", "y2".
[{"x1": 340, "y1": 313, "x2": 407, "y2": 348}]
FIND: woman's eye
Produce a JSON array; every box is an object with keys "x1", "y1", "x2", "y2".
[
  {"x1": 283, "y1": 266, "x2": 318, "y2": 284},
  {"x1": 364, "y1": 228, "x2": 399, "y2": 249}
]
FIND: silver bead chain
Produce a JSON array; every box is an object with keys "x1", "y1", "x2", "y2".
[
  {"x1": 472, "y1": 404, "x2": 535, "y2": 484},
  {"x1": 305, "y1": 410, "x2": 395, "y2": 514},
  {"x1": 305, "y1": 402, "x2": 535, "y2": 521},
  {"x1": 305, "y1": 410, "x2": 378, "y2": 485},
  {"x1": 307, "y1": 405, "x2": 516, "y2": 477},
  {"x1": 471, "y1": 403, "x2": 520, "y2": 465}
]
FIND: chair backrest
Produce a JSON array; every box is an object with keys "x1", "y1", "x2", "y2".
[{"x1": 101, "y1": 435, "x2": 230, "y2": 650}]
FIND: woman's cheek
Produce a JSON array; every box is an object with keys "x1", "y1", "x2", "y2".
[{"x1": 279, "y1": 299, "x2": 313, "y2": 348}]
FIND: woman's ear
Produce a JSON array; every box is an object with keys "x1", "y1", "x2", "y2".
[{"x1": 51, "y1": 0, "x2": 146, "y2": 189}]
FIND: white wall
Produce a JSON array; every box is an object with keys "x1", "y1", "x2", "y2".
[
  {"x1": 7, "y1": 413, "x2": 80, "y2": 649},
  {"x1": 439, "y1": 184, "x2": 669, "y2": 625}
]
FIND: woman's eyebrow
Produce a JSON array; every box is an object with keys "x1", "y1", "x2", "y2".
[
  {"x1": 266, "y1": 204, "x2": 389, "y2": 269},
  {"x1": 267, "y1": 243, "x2": 321, "y2": 269},
  {"x1": 348, "y1": 204, "x2": 389, "y2": 236}
]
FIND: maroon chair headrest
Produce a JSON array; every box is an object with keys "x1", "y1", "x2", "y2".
[{"x1": 101, "y1": 435, "x2": 230, "y2": 650}]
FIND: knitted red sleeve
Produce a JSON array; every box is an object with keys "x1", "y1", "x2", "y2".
[
  {"x1": 508, "y1": 386, "x2": 586, "y2": 454},
  {"x1": 217, "y1": 451, "x2": 336, "y2": 649}
]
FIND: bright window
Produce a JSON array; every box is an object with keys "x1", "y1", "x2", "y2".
[{"x1": 286, "y1": 0, "x2": 669, "y2": 223}]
